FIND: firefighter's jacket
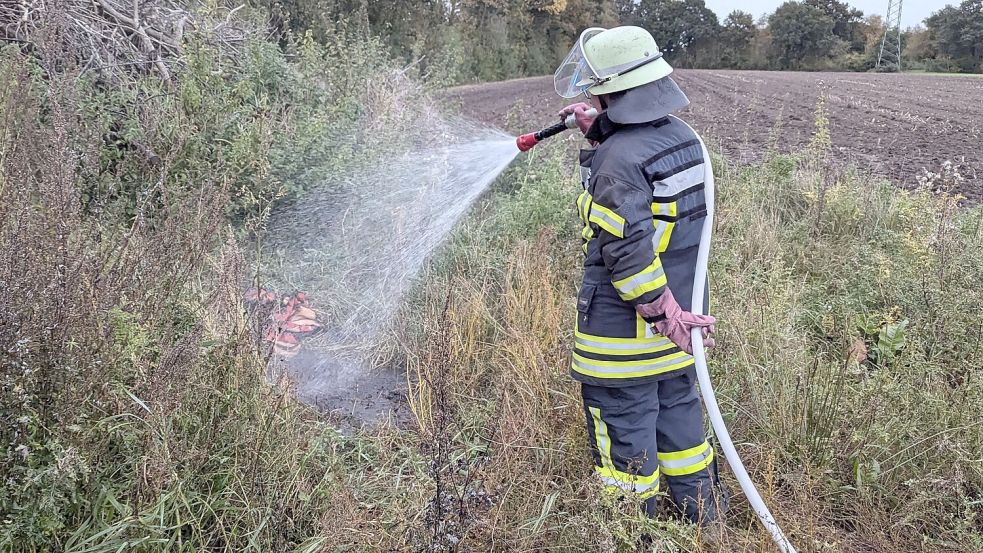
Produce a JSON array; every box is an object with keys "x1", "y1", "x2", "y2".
[{"x1": 573, "y1": 112, "x2": 710, "y2": 387}]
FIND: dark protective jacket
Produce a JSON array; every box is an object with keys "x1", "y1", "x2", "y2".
[{"x1": 572, "y1": 112, "x2": 710, "y2": 387}]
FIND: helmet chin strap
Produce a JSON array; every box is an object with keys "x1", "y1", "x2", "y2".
[{"x1": 584, "y1": 90, "x2": 609, "y2": 110}]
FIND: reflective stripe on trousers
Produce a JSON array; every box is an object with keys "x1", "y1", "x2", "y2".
[
  {"x1": 659, "y1": 440, "x2": 715, "y2": 477},
  {"x1": 589, "y1": 406, "x2": 661, "y2": 499}
]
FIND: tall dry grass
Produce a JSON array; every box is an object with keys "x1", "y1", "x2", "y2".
[
  {"x1": 386, "y1": 105, "x2": 983, "y2": 552},
  {"x1": 0, "y1": 21, "x2": 401, "y2": 551},
  {"x1": 3, "y1": 17, "x2": 981, "y2": 551}
]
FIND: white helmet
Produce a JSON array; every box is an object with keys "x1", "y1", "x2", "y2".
[{"x1": 554, "y1": 26, "x2": 674, "y2": 99}]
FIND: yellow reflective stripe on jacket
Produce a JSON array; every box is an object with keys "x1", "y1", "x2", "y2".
[
  {"x1": 611, "y1": 259, "x2": 667, "y2": 301},
  {"x1": 658, "y1": 441, "x2": 715, "y2": 476},
  {"x1": 588, "y1": 202, "x2": 626, "y2": 238},
  {"x1": 572, "y1": 351, "x2": 694, "y2": 379},
  {"x1": 575, "y1": 330, "x2": 674, "y2": 355},
  {"x1": 652, "y1": 219, "x2": 674, "y2": 253},
  {"x1": 651, "y1": 201, "x2": 676, "y2": 253},
  {"x1": 577, "y1": 190, "x2": 591, "y2": 222},
  {"x1": 652, "y1": 201, "x2": 677, "y2": 217},
  {"x1": 575, "y1": 322, "x2": 672, "y2": 346},
  {"x1": 577, "y1": 191, "x2": 594, "y2": 254}
]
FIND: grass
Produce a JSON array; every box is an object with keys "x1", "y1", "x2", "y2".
[
  {"x1": 2, "y1": 29, "x2": 982, "y2": 551},
  {"x1": 388, "y1": 126, "x2": 983, "y2": 551},
  {"x1": 904, "y1": 71, "x2": 983, "y2": 77}
]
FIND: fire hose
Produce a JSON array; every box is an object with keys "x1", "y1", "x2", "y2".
[{"x1": 517, "y1": 113, "x2": 798, "y2": 553}]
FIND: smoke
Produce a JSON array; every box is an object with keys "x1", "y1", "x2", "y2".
[{"x1": 261, "y1": 117, "x2": 519, "y2": 402}]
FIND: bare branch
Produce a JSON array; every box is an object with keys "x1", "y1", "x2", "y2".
[{"x1": 1, "y1": 1, "x2": 263, "y2": 82}]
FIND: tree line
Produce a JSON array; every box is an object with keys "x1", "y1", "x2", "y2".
[
  {"x1": 621, "y1": 0, "x2": 983, "y2": 73},
  {"x1": 261, "y1": 0, "x2": 978, "y2": 81}
]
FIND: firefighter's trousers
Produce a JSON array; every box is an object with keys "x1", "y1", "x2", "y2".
[{"x1": 581, "y1": 368, "x2": 724, "y2": 523}]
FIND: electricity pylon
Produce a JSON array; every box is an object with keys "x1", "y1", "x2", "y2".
[{"x1": 877, "y1": 0, "x2": 903, "y2": 71}]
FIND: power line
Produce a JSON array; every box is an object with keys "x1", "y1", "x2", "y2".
[{"x1": 877, "y1": 0, "x2": 903, "y2": 71}]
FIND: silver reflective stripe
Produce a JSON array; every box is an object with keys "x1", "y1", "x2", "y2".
[
  {"x1": 660, "y1": 444, "x2": 712, "y2": 470},
  {"x1": 654, "y1": 202, "x2": 673, "y2": 216},
  {"x1": 651, "y1": 219, "x2": 670, "y2": 249},
  {"x1": 600, "y1": 475, "x2": 658, "y2": 493},
  {"x1": 614, "y1": 265, "x2": 664, "y2": 295},
  {"x1": 589, "y1": 208, "x2": 624, "y2": 235},
  {"x1": 575, "y1": 335, "x2": 672, "y2": 351},
  {"x1": 574, "y1": 354, "x2": 692, "y2": 375},
  {"x1": 655, "y1": 163, "x2": 705, "y2": 194}
]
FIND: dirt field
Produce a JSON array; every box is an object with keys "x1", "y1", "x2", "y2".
[{"x1": 445, "y1": 70, "x2": 983, "y2": 200}]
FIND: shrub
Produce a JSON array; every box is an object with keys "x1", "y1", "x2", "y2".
[{"x1": 0, "y1": 12, "x2": 430, "y2": 551}]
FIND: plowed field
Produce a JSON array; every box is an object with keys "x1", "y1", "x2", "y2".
[{"x1": 445, "y1": 70, "x2": 983, "y2": 200}]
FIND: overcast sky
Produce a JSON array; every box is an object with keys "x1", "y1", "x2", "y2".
[{"x1": 703, "y1": 0, "x2": 950, "y2": 29}]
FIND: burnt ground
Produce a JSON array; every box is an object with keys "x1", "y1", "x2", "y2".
[
  {"x1": 444, "y1": 70, "x2": 983, "y2": 201},
  {"x1": 275, "y1": 348, "x2": 412, "y2": 431}
]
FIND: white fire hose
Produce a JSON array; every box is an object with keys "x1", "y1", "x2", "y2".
[{"x1": 690, "y1": 135, "x2": 798, "y2": 553}]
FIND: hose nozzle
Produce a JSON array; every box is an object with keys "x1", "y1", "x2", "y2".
[
  {"x1": 516, "y1": 132, "x2": 540, "y2": 152},
  {"x1": 516, "y1": 108, "x2": 597, "y2": 152}
]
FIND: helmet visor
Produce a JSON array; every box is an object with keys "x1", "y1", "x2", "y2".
[{"x1": 553, "y1": 27, "x2": 605, "y2": 98}]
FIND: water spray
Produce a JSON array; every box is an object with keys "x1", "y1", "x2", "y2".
[
  {"x1": 261, "y1": 118, "x2": 521, "y2": 406},
  {"x1": 516, "y1": 108, "x2": 598, "y2": 151}
]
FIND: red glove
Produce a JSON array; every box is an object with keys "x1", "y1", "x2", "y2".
[
  {"x1": 558, "y1": 102, "x2": 595, "y2": 135},
  {"x1": 635, "y1": 289, "x2": 716, "y2": 355}
]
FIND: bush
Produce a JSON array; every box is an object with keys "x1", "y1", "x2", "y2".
[{"x1": 0, "y1": 12, "x2": 431, "y2": 551}]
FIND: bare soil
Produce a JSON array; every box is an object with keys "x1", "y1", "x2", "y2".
[{"x1": 444, "y1": 70, "x2": 983, "y2": 200}]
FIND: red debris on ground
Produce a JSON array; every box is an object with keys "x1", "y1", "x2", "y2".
[{"x1": 244, "y1": 287, "x2": 322, "y2": 358}]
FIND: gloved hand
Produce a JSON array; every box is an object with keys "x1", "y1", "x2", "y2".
[
  {"x1": 635, "y1": 289, "x2": 716, "y2": 355},
  {"x1": 558, "y1": 102, "x2": 595, "y2": 135}
]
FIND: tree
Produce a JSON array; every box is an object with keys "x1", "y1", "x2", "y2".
[
  {"x1": 616, "y1": 0, "x2": 637, "y2": 21},
  {"x1": 629, "y1": 0, "x2": 719, "y2": 62},
  {"x1": 904, "y1": 27, "x2": 937, "y2": 65},
  {"x1": 925, "y1": 0, "x2": 983, "y2": 71},
  {"x1": 721, "y1": 10, "x2": 756, "y2": 48},
  {"x1": 767, "y1": 1, "x2": 835, "y2": 69},
  {"x1": 805, "y1": 0, "x2": 864, "y2": 49},
  {"x1": 719, "y1": 10, "x2": 757, "y2": 67}
]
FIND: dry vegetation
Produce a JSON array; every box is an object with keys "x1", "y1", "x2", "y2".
[
  {"x1": 2, "y1": 6, "x2": 982, "y2": 553},
  {"x1": 390, "y1": 123, "x2": 983, "y2": 551},
  {"x1": 0, "y1": 0, "x2": 257, "y2": 82}
]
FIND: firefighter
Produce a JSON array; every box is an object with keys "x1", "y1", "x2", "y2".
[{"x1": 553, "y1": 26, "x2": 725, "y2": 522}]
